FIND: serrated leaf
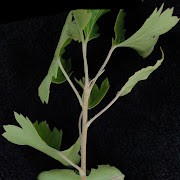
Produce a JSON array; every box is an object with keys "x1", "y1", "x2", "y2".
[
  {"x1": 2, "y1": 112, "x2": 81, "y2": 167},
  {"x1": 38, "y1": 165, "x2": 124, "y2": 180},
  {"x1": 120, "y1": 48, "x2": 164, "y2": 96},
  {"x1": 75, "y1": 77, "x2": 110, "y2": 109},
  {"x1": 112, "y1": 9, "x2": 126, "y2": 45},
  {"x1": 115, "y1": 4, "x2": 179, "y2": 58},
  {"x1": 84, "y1": 9, "x2": 110, "y2": 41},
  {"x1": 33, "y1": 121, "x2": 62, "y2": 150},
  {"x1": 38, "y1": 12, "x2": 73, "y2": 104},
  {"x1": 88, "y1": 78, "x2": 110, "y2": 109}
]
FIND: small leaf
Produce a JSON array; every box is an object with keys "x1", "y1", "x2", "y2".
[
  {"x1": 75, "y1": 77, "x2": 110, "y2": 109},
  {"x1": 88, "y1": 78, "x2": 110, "y2": 109},
  {"x1": 115, "y1": 4, "x2": 179, "y2": 58},
  {"x1": 2, "y1": 112, "x2": 81, "y2": 167},
  {"x1": 112, "y1": 9, "x2": 126, "y2": 45},
  {"x1": 38, "y1": 165, "x2": 124, "y2": 180},
  {"x1": 84, "y1": 9, "x2": 110, "y2": 41},
  {"x1": 33, "y1": 121, "x2": 62, "y2": 150},
  {"x1": 74, "y1": 77, "x2": 84, "y2": 88},
  {"x1": 120, "y1": 48, "x2": 164, "y2": 96}
]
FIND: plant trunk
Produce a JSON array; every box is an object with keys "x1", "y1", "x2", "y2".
[{"x1": 81, "y1": 84, "x2": 89, "y2": 180}]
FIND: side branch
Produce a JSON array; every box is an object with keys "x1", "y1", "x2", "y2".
[
  {"x1": 58, "y1": 151, "x2": 85, "y2": 176},
  {"x1": 57, "y1": 58, "x2": 83, "y2": 107},
  {"x1": 86, "y1": 89, "x2": 123, "y2": 127},
  {"x1": 89, "y1": 46, "x2": 115, "y2": 92}
]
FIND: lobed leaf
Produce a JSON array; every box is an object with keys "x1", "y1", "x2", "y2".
[
  {"x1": 84, "y1": 9, "x2": 110, "y2": 41},
  {"x1": 2, "y1": 112, "x2": 81, "y2": 167},
  {"x1": 75, "y1": 77, "x2": 110, "y2": 109},
  {"x1": 115, "y1": 4, "x2": 179, "y2": 58},
  {"x1": 120, "y1": 48, "x2": 164, "y2": 96},
  {"x1": 88, "y1": 78, "x2": 110, "y2": 109},
  {"x1": 112, "y1": 9, "x2": 126, "y2": 45},
  {"x1": 38, "y1": 165, "x2": 124, "y2": 180},
  {"x1": 33, "y1": 121, "x2": 62, "y2": 150}
]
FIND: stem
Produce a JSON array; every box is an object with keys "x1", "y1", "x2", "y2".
[
  {"x1": 58, "y1": 151, "x2": 85, "y2": 176},
  {"x1": 110, "y1": 174, "x2": 125, "y2": 180},
  {"x1": 78, "y1": 111, "x2": 83, "y2": 138},
  {"x1": 57, "y1": 58, "x2": 83, "y2": 107},
  {"x1": 81, "y1": 41, "x2": 90, "y2": 180},
  {"x1": 89, "y1": 46, "x2": 115, "y2": 92},
  {"x1": 86, "y1": 89, "x2": 123, "y2": 128}
]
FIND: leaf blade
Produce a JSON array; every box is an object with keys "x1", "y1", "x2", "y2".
[
  {"x1": 112, "y1": 9, "x2": 126, "y2": 45},
  {"x1": 84, "y1": 9, "x2": 110, "y2": 41},
  {"x1": 33, "y1": 121, "x2": 62, "y2": 150},
  {"x1": 116, "y1": 4, "x2": 179, "y2": 58},
  {"x1": 120, "y1": 48, "x2": 164, "y2": 96},
  {"x1": 38, "y1": 12, "x2": 73, "y2": 104},
  {"x1": 88, "y1": 78, "x2": 110, "y2": 109},
  {"x1": 2, "y1": 112, "x2": 81, "y2": 167}
]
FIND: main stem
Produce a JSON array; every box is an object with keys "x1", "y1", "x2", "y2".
[{"x1": 81, "y1": 41, "x2": 89, "y2": 180}]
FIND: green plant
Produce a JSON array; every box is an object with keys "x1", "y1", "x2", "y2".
[{"x1": 2, "y1": 4, "x2": 179, "y2": 180}]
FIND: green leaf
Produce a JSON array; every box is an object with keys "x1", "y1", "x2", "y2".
[
  {"x1": 84, "y1": 9, "x2": 110, "y2": 41},
  {"x1": 88, "y1": 78, "x2": 110, "y2": 109},
  {"x1": 38, "y1": 165, "x2": 124, "y2": 180},
  {"x1": 2, "y1": 112, "x2": 81, "y2": 167},
  {"x1": 74, "y1": 77, "x2": 85, "y2": 89},
  {"x1": 72, "y1": 10, "x2": 92, "y2": 30},
  {"x1": 75, "y1": 77, "x2": 110, "y2": 109},
  {"x1": 120, "y1": 48, "x2": 164, "y2": 96},
  {"x1": 38, "y1": 12, "x2": 73, "y2": 104},
  {"x1": 67, "y1": 21, "x2": 82, "y2": 42},
  {"x1": 51, "y1": 59, "x2": 72, "y2": 84},
  {"x1": 115, "y1": 4, "x2": 179, "y2": 58},
  {"x1": 33, "y1": 121, "x2": 62, "y2": 150},
  {"x1": 112, "y1": 9, "x2": 126, "y2": 45}
]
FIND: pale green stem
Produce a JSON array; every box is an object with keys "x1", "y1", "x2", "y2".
[
  {"x1": 89, "y1": 46, "x2": 115, "y2": 92},
  {"x1": 86, "y1": 89, "x2": 123, "y2": 128},
  {"x1": 58, "y1": 151, "x2": 85, "y2": 176},
  {"x1": 81, "y1": 41, "x2": 90, "y2": 180},
  {"x1": 57, "y1": 58, "x2": 83, "y2": 107}
]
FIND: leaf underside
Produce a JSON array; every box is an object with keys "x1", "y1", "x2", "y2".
[
  {"x1": 115, "y1": 4, "x2": 179, "y2": 58},
  {"x1": 120, "y1": 48, "x2": 164, "y2": 96},
  {"x1": 38, "y1": 165, "x2": 125, "y2": 180},
  {"x1": 2, "y1": 112, "x2": 81, "y2": 167}
]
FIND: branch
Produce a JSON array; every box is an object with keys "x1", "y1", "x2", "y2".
[
  {"x1": 89, "y1": 46, "x2": 115, "y2": 92},
  {"x1": 57, "y1": 58, "x2": 83, "y2": 107},
  {"x1": 58, "y1": 151, "x2": 85, "y2": 176},
  {"x1": 78, "y1": 111, "x2": 83, "y2": 138},
  {"x1": 86, "y1": 89, "x2": 123, "y2": 127}
]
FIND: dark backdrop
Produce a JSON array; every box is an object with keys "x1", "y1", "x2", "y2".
[{"x1": 0, "y1": 1, "x2": 180, "y2": 180}]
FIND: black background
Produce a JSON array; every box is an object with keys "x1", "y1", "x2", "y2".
[{"x1": 0, "y1": 0, "x2": 180, "y2": 180}]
